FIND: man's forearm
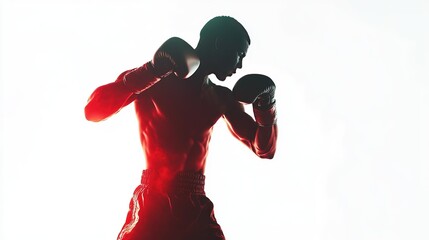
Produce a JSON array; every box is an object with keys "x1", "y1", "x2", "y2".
[
  {"x1": 253, "y1": 123, "x2": 277, "y2": 159},
  {"x1": 252, "y1": 101, "x2": 277, "y2": 158},
  {"x1": 85, "y1": 62, "x2": 165, "y2": 122}
]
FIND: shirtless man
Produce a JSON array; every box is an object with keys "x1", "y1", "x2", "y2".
[{"x1": 85, "y1": 16, "x2": 277, "y2": 240}]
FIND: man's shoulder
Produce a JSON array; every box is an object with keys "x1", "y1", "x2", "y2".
[
  {"x1": 206, "y1": 78, "x2": 232, "y2": 96},
  {"x1": 204, "y1": 79, "x2": 239, "y2": 114}
]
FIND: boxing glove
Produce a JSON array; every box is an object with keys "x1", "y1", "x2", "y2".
[
  {"x1": 151, "y1": 37, "x2": 200, "y2": 79},
  {"x1": 233, "y1": 74, "x2": 277, "y2": 126},
  {"x1": 123, "y1": 37, "x2": 200, "y2": 94}
]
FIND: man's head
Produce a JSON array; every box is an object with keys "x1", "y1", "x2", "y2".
[{"x1": 196, "y1": 16, "x2": 250, "y2": 81}]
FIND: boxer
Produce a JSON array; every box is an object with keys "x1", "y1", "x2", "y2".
[{"x1": 85, "y1": 16, "x2": 277, "y2": 240}]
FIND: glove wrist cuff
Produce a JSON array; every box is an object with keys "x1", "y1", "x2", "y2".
[
  {"x1": 254, "y1": 95, "x2": 276, "y2": 110},
  {"x1": 151, "y1": 55, "x2": 174, "y2": 78},
  {"x1": 123, "y1": 61, "x2": 161, "y2": 94},
  {"x1": 253, "y1": 102, "x2": 277, "y2": 127}
]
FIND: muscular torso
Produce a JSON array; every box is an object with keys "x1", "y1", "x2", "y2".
[
  {"x1": 134, "y1": 74, "x2": 228, "y2": 175},
  {"x1": 85, "y1": 64, "x2": 276, "y2": 183}
]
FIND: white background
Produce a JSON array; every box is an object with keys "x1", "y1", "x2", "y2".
[{"x1": 1, "y1": 0, "x2": 428, "y2": 239}]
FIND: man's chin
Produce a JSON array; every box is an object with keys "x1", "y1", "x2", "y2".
[{"x1": 215, "y1": 73, "x2": 227, "y2": 81}]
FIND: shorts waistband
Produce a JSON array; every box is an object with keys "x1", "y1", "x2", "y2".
[{"x1": 141, "y1": 169, "x2": 206, "y2": 195}]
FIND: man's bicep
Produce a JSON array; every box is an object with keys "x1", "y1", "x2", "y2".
[{"x1": 222, "y1": 101, "x2": 257, "y2": 146}]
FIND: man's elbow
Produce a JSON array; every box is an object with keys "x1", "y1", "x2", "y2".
[
  {"x1": 84, "y1": 105, "x2": 104, "y2": 122},
  {"x1": 260, "y1": 153, "x2": 275, "y2": 160},
  {"x1": 256, "y1": 148, "x2": 276, "y2": 160}
]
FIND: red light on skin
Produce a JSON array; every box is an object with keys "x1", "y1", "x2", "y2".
[{"x1": 85, "y1": 20, "x2": 276, "y2": 239}]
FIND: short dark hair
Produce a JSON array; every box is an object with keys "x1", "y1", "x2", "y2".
[{"x1": 200, "y1": 16, "x2": 250, "y2": 45}]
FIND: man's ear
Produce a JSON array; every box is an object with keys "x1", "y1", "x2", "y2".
[{"x1": 214, "y1": 37, "x2": 224, "y2": 50}]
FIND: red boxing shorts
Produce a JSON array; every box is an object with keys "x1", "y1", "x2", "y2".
[{"x1": 117, "y1": 170, "x2": 225, "y2": 240}]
